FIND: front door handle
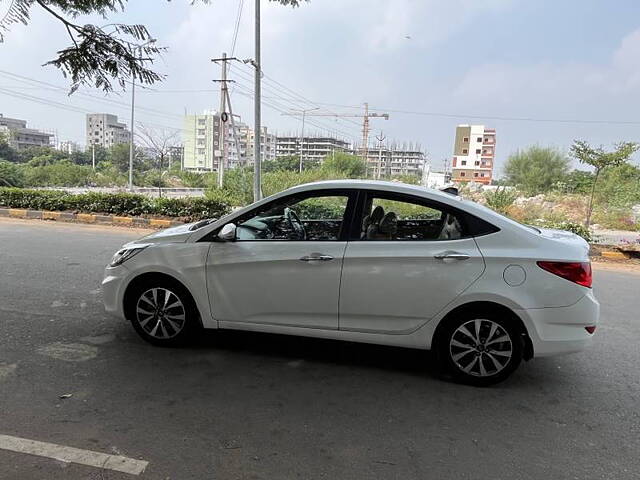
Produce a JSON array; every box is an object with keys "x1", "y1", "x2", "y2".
[
  {"x1": 300, "y1": 254, "x2": 334, "y2": 262},
  {"x1": 434, "y1": 252, "x2": 470, "y2": 261}
]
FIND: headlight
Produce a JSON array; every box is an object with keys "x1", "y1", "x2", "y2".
[{"x1": 109, "y1": 246, "x2": 148, "y2": 267}]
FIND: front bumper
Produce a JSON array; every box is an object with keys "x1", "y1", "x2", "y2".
[
  {"x1": 101, "y1": 265, "x2": 129, "y2": 319},
  {"x1": 517, "y1": 290, "x2": 600, "y2": 357}
]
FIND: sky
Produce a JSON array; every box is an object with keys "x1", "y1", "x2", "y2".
[{"x1": 2, "y1": 0, "x2": 640, "y2": 174}]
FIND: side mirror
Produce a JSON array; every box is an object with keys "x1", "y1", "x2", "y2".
[{"x1": 218, "y1": 223, "x2": 237, "y2": 242}]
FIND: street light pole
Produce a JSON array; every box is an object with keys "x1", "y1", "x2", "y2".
[
  {"x1": 128, "y1": 39, "x2": 156, "y2": 192},
  {"x1": 253, "y1": 0, "x2": 262, "y2": 202},
  {"x1": 128, "y1": 71, "x2": 136, "y2": 191}
]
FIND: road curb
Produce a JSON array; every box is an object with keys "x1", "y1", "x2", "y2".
[{"x1": 0, "y1": 207, "x2": 182, "y2": 229}]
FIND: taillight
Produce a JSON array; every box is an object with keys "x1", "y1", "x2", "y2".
[{"x1": 537, "y1": 261, "x2": 592, "y2": 288}]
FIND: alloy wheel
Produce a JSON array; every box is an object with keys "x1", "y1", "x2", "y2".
[
  {"x1": 449, "y1": 319, "x2": 513, "y2": 377},
  {"x1": 136, "y1": 288, "x2": 186, "y2": 339}
]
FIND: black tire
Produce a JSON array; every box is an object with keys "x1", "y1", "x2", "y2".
[
  {"x1": 126, "y1": 277, "x2": 200, "y2": 347},
  {"x1": 437, "y1": 310, "x2": 523, "y2": 386}
]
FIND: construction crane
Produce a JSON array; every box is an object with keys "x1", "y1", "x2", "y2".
[{"x1": 286, "y1": 102, "x2": 389, "y2": 164}]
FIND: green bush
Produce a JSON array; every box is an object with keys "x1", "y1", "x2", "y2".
[
  {"x1": 0, "y1": 161, "x2": 25, "y2": 187},
  {"x1": 0, "y1": 188, "x2": 230, "y2": 221},
  {"x1": 484, "y1": 187, "x2": 518, "y2": 214}
]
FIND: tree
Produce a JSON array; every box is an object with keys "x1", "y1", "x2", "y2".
[
  {"x1": 0, "y1": 132, "x2": 19, "y2": 163},
  {"x1": 563, "y1": 170, "x2": 594, "y2": 194},
  {"x1": 107, "y1": 142, "x2": 143, "y2": 173},
  {"x1": 322, "y1": 152, "x2": 366, "y2": 178},
  {"x1": 0, "y1": 160, "x2": 25, "y2": 187},
  {"x1": 263, "y1": 155, "x2": 300, "y2": 173},
  {"x1": 569, "y1": 140, "x2": 639, "y2": 227},
  {"x1": 504, "y1": 145, "x2": 569, "y2": 195},
  {"x1": 503, "y1": 146, "x2": 570, "y2": 195},
  {"x1": 0, "y1": 0, "x2": 304, "y2": 93},
  {"x1": 136, "y1": 125, "x2": 180, "y2": 196}
]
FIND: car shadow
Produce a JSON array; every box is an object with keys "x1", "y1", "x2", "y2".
[{"x1": 189, "y1": 328, "x2": 442, "y2": 379}]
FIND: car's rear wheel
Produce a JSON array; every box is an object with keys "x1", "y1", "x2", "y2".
[
  {"x1": 438, "y1": 312, "x2": 523, "y2": 386},
  {"x1": 127, "y1": 278, "x2": 199, "y2": 346}
]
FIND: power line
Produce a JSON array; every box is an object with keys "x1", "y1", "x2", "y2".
[{"x1": 308, "y1": 101, "x2": 640, "y2": 126}]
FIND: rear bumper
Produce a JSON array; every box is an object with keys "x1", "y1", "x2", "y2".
[{"x1": 517, "y1": 290, "x2": 600, "y2": 357}]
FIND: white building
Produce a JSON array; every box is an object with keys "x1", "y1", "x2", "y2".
[
  {"x1": 183, "y1": 111, "x2": 276, "y2": 172},
  {"x1": 359, "y1": 143, "x2": 426, "y2": 177},
  {"x1": 276, "y1": 135, "x2": 351, "y2": 165},
  {"x1": 58, "y1": 140, "x2": 82, "y2": 154},
  {"x1": 86, "y1": 113, "x2": 131, "y2": 149},
  {"x1": 451, "y1": 124, "x2": 496, "y2": 184}
]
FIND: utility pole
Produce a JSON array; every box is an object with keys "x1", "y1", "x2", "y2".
[
  {"x1": 224, "y1": 90, "x2": 245, "y2": 167},
  {"x1": 128, "y1": 69, "x2": 136, "y2": 191},
  {"x1": 253, "y1": 0, "x2": 262, "y2": 201},
  {"x1": 129, "y1": 39, "x2": 156, "y2": 191},
  {"x1": 212, "y1": 52, "x2": 231, "y2": 188},
  {"x1": 375, "y1": 131, "x2": 386, "y2": 180},
  {"x1": 91, "y1": 143, "x2": 95, "y2": 171}
]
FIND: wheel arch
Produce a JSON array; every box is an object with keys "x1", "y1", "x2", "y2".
[
  {"x1": 432, "y1": 301, "x2": 534, "y2": 361},
  {"x1": 123, "y1": 272, "x2": 204, "y2": 329}
]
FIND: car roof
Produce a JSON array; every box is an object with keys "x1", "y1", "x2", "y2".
[{"x1": 282, "y1": 179, "x2": 459, "y2": 203}]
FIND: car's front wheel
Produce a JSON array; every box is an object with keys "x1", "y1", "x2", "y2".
[
  {"x1": 127, "y1": 278, "x2": 199, "y2": 346},
  {"x1": 438, "y1": 311, "x2": 523, "y2": 386}
]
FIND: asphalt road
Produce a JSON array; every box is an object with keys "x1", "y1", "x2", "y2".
[{"x1": 1, "y1": 218, "x2": 639, "y2": 480}]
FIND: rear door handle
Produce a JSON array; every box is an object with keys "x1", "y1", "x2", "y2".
[
  {"x1": 300, "y1": 254, "x2": 334, "y2": 262},
  {"x1": 434, "y1": 252, "x2": 470, "y2": 260}
]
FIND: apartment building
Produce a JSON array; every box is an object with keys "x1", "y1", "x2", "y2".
[
  {"x1": 358, "y1": 143, "x2": 426, "y2": 177},
  {"x1": 276, "y1": 136, "x2": 351, "y2": 165},
  {"x1": 86, "y1": 113, "x2": 131, "y2": 148},
  {"x1": 58, "y1": 140, "x2": 82, "y2": 154},
  {"x1": 0, "y1": 114, "x2": 54, "y2": 150},
  {"x1": 451, "y1": 125, "x2": 495, "y2": 184},
  {"x1": 183, "y1": 112, "x2": 276, "y2": 171}
]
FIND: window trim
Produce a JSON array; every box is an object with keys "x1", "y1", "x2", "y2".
[
  {"x1": 350, "y1": 189, "x2": 498, "y2": 242},
  {"x1": 206, "y1": 188, "x2": 359, "y2": 242}
]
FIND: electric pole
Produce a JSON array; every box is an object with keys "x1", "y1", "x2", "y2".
[
  {"x1": 375, "y1": 131, "x2": 386, "y2": 180},
  {"x1": 253, "y1": 0, "x2": 262, "y2": 201},
  {"x1": 91, "y1": 143, "x2": 95, "y2": 171},
  {"x1": 129, "y1": 39, "x2": 156, "y2": 191},
  {"x1": 212, "y1": 53, "x2": 233, "y2": 188}
]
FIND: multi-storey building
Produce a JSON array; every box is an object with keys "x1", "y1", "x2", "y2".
[
  {"x1": 239, "y1": 125, "x2": 277, "y2": 166},
  {"x1": 86, "y1": 113, "x2": 131, "y2": 148},
  {"x1": 451, "y1": 125, "x2": 495, "y2": 184},
  {"x1": 183, "y1": 112, "x2": 276, "y2": 171},
  {"x1": 358, "y1": 143, "x2": 426, "y2": 177},
  {"x1": 276, "y1": 136, "x2": 351, "y2": 165},
  {"x1": 57, "y1": 140, "x2": 82, "y2": 154},
  {"x1": 0, "y1": 114, "x2": 54, "y2": 150}
]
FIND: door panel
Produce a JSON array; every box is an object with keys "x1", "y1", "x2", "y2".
[
  {"x1": 339, "y1": 239, "x2": 485, "y2": 333},
  {"x1": 208, "y1": 241, "x2": 347, "y2": 329}
]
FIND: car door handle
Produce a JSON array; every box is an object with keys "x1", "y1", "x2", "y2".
[
  {"x1": 299, "y1": 254, "x2": 334, "y2": 262},
  {"x1": 434, "y1": 252, "x2": 470, "y2": 260}
]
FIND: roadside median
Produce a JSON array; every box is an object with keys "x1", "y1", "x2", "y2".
[
  {"x1": 0, "y1": 207, "x2": 179, "y2": 228},
  {"x1": 0, "y1": 187, "x2": 231, "y2": 229}
]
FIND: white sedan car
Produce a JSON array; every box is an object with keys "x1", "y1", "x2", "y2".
[{"x1": 102, "y1": 180, "x2": 599, "y2": 385}]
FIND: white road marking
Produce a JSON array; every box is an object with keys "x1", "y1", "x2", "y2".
[{"x1": 0, "y1": 434, "x2": 148, "y2": 475}]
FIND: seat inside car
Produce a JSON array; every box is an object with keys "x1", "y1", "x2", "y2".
[
  {"x1": 361, "y1": 205, "x2": 385, "y2": 239},
  {"x1": 438, "y1": 213, "x2": 463, "y2": 240}
]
